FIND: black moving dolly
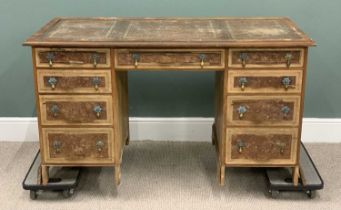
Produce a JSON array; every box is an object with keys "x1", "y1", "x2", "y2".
[
  {"x1": 266, "y1": 142, "x2": 324, "y2": 198},
  {"x1": 22, "y1": 150, "x2": 81, "y2": 199}
]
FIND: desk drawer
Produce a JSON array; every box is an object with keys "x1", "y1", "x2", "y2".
[
  {"x1": 35, "y1": 48, "x2": 111, "y2": 68},
  {"x1": 39, "y1": 95, "x2": 113, "y2": 125},
  {"x1": 42, "y1": 128, "x2": 113, "y2": 164},
  {"x1": 228, "y1": 48, "x2": 304, "y2": 68},
  {"x1": 225, "y1": 128, "x2": 298, "y2": 165},
  {"x1": 115, "y1": 49, "x2": 225, "y2": 69},
  {"x1": 227, "y1": 70, "x2": 303, "y2": 94},
  {"x1": 37, "y1": 70, "x2": 112, "y2": 93},
  {"x1": 226, "y1": 95, "x2": 300, "y2": 126}
]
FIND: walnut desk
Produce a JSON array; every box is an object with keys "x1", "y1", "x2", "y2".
[{"x1": 24, "y1": 17, "x2": 314, "y2": 187}]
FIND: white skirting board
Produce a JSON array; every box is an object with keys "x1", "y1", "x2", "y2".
[{"x1": 0, "y1": 117, "x2": 340, "y2": 143}]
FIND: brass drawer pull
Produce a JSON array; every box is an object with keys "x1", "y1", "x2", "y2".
[
  {"x1": 52, "y1": 140, "x2": 62, "y2": 153},
  {"x1": 50, "y1": 104, "x2": 59, "y2": 117},
  {"x1": 46, "y1": 52, "x2": 55, "y2": 67},
  {"x1": 48, "y1": 77, "x2": 58, "y2": 90},
  {"x1": 91, "y1": 53, "x2": 100, "y2": 67},
  {"x1": 239, "y1": 77, "x2": 248, "y2": 91},
  {"x1": 198, "y1": 54, "x2": 206, "y2": 68},
  {"x1": 285, "y1": 53, "x2": 292, "y2": 68},
  {"x1": 240, "y1": 52, "x2": 248, "y2": 67},
  {"x1": 237, "y1": 105, "x2": 247, "y2": 118},
  {"x1": 281, "y1": 106, "x2": 290, "y2": 116},
  {"x1": 281, "y1": 77, "x2": 294, "y2": 90},
  {"x1": 96, "y1": 140, "x2": 105, "y2": 152},
  {"x1": 132, "y1": 53, "x2": 140, "y2": 68},
  {"x1": 92, "y1": 77, "x2": 101, "y2": 91},
  {"x1": 93, "y1": 105, "x2": 102, "y2": 118},
  {"x1": 237, "y1": 140, "x2": 246, "y2": 153}
]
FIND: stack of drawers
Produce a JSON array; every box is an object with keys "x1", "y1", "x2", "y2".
[
  {"x1": 33, "y1": 48, "x2": 118, "y2": 184},
  {"x1": 216, "y1": 48, "x2": 306, "y2": 185}
]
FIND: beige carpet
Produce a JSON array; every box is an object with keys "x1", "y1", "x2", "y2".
[{"x1": 0, "y1": 141, "x2": 340, "y2": 210}]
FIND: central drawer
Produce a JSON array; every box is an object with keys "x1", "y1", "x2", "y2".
[
  {"x1": 115, "y1": 49, "x2": 225, "y2": 69},
  {"x1": 226, "y1": 95, "x2": 301, "y2": 126},
  {"x1": 42, "y1": 127, "x2": 113, "y2": 164},
  {"x1": 225, "y1": 128, "x2": 298, "y2": 165},
  {"x1": 39, "y1": 95, "x2": 113, "y2": 125}
]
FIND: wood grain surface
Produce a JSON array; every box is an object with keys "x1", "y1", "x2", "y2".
[
  {"x1": 226, "y1": 95, "x2": 301, "y2": 126},
  {"x1": 39, "y1": 95, "x2": 113, "y2": 125},
  {"x1": 37, "y1": 69, "x2": 112, "y2": 93},
  {"x1": 42, "y1": 127, "x2": 114, "y2": 164},
  {"x1": 35, "y1": 48, "x2": 111, "y2": 68},
  {"x1": 115, "y1": 49, "x2": 225, "y2": 70},
  {"x1": 228, "y1": 48, "x2": 304, "y2": 68},
  {"x1": 225, "y1": 127, "x2": 298, "y2": 165}
]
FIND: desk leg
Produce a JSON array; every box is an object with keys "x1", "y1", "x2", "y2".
[
  {"x1": 211, "y1": 123, "x2": 216, "y2": 146},
  {"x1": 115, "y1": 165, "x2": 121, "y2": 186},
  {"x1": 217, "y1": 160, "x2": 225, "y2": 186},
  {"x1": 125, "y1": 134, "x2": 130, "y2": 145},
  {"x1": 292, "y1": 165, "x2": 300, "y2": 186},
  {"x1": 41, "y1": 165, "x2": 49, "y2": 185}
]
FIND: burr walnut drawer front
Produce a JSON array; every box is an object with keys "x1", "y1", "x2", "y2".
[
  {"x1": 226, "y1": 95, "x2": 301, "y2": 126},
  {"x1": 226, "y1": 128, "x2": 298, "y2": 165},
  {"x1": 35, "y1": 48, "x2": 111, "y2": 68},
  {"x1": 115, "y1": 49, "x2": 225, "y2": 69},
  {"x1": 37, "y1": 70, "x2": 112, "y2": 93},
  {"x1": 227, "y1": 70, "x2": 303, "y2": 93},
  {"x1": 39, "y1": 95, "x2": 113, "y2": 125},
  {"x1": 228, "y1": 48, "x2": 304, "y2": 68},
  {"x1": 42, "y1": 128, "x2": 113, "y2": 164}
]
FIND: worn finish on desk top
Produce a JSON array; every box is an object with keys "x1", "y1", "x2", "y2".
[{"x1": 24, "y1": 17, "x2": 314, "y2": 47}]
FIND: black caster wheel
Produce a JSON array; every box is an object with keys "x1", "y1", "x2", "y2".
[
  {"x1": 269, "y1": 189, "x2": 280, "y2": 198},
  {"x1": 62, "y1": 188, "x2": 74, "y2": 198},
  {"x1": 30, "y1": 190, "x2": 38, "y2": 200},
  {"x1": 306, "y1": 190, "x2": 316, "y2": 199}
]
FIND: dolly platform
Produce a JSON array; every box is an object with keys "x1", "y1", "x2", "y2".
[
  {"x1": 266, "y1": 142, "x2": 324, "y2": 198},
  {"x1": 22, "y1": 151, "x2": 81, "y2": 199}
]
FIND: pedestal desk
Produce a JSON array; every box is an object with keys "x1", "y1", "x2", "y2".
[{"x1": 24, "y1": 17, "x2": 314, "y2": 186}]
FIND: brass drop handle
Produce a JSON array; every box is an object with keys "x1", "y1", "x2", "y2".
[
  {"x1": 92, "y1": 77, "x2": 101, "y2": 91},
  {"x1": 237, "y1": 140, "x2": 246, "y2": 153},
  {"x1": 48, "y1": 77, "x2": 58, "y2": 90},
  {"x1": 281, "y1": 77, "x2": 292, "y2": 90},
  {"x1": 198, "y1": 54, "x2": 206, "y2": 68},
  {"x1": 96, "y1": 140, "x2": 105, "y2": 152},
  {"x1": 275, "y1": 142, "x2": 286, "y2": 154},
  {"x1": 46, "y1": 52, "x2": 55, "y2": 67},
  {"x1": 237, "y1": 105, "x2": 247, "y2": 118},
  {"x1": 239, "y1": 77, "x2": 248, "y2": 91},
  {"x1": 132, "y1": 53, "x2": 140, "y2": 68},
  {"x1": 93, "y1": 105, "x2": 102, "y2": 118},
  {"x1": 285, "y1": 53, "x2": 292, "y2": 68},
  {"x1": 240, "y1": 52, "x2": 248, "y2": 68},
  {"x1": 52, "y1": 140, "x2": 62, "y2": 153},
  {"x1": 92, "y1": 53, "x2": 100, "y2": 67},
  {"x1": 281, "y1": 105, "x2": 290, "y2": 116},
  {"x1": 50, "y1": 104, "x2": 59, "y2": 117}
]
